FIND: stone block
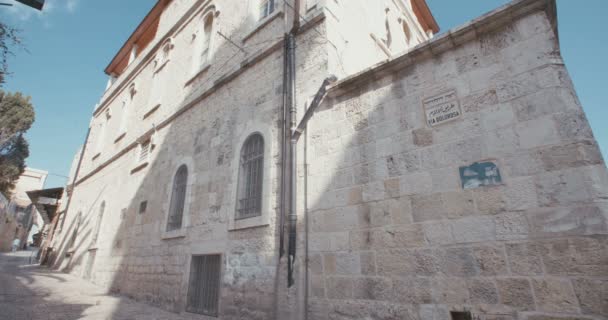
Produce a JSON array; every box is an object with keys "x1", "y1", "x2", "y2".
[
  {"x1": 516, "y1": 117, "x2": 560, "y2": 149},
  {"x1": 326, "y1": 277, "x2": 353, "y2": 299},
  {"x1": 532, "y1": 278, "x2": 580, "y2": 313},
  {"x1": 392, "y1": 277, "x2": 433, "y2": 304},
  {"x1": 430, "y1": 167, "x2": 461, "y2": 192},
  {"x1": 413, "y1": 128, "x2": 433, "y2": 147},
  {"x1": 376, "y1": 248, "x2": 440, "y2": 277},
  {"x1": 504, "y1": 177, "x2": 538, "y2": 211},
  {"x1": 540, "y1": 237, "x2": 608, "y2": 276},
  {"x1": 535, "y1": 168, "x2": 595, "y2": 207},
  {"x1": 473, "y1": 187, "x2": 507, "y2": 215},
  {"x1": 527, "y1": 205, "x2": 607, "y2": 238},
  {"x1": 441, "y1": 247, "x2": 480, "y2": 276},
  {"x1": 554, "y1": 111, "x2": 595, "y2": 142},
  {"x1": 480, "y1": 103, "x2": 515, "y2": 132},
  {"x1": 432, "y1": 277, "x2": 470, "y2": 304},
  {"x1": 412, "y1": 194, "x2": 445, "y2": 222},
  {"x1": 502, "y1": 150, "x2": 544, "y2": 178},
  {"x1": 505, "y1": 242, "x2": 544, "y2": 275},
  {"x1": 360, "y1": 251, "x2": 376, "y2": 275},
  {"x1": 472, "y1": 245, "x2": 508, "y2": 276},
  {"x1": 537, "y1": 141, "x2": 603, "y2": 172},
  {"x1": 495, "y1": 212, "x2": 530, "y2": 240},
  {"x1": 383, "y1": 178, "x2": 400, "y2": 198},
  {"x1": 362, "y1": 181, "x2": 386, "y2": 202},
  {"x1": 461, "y1": 88, "x2": 499, "y2": 113},
  {"x1": 512, "y1": 87, "x2": 579, "y2": 122},
  {"x1": 496, "y1": 278, "x2": 534, "y2": 311},
  {"x1": 572, "y1": 278, "x2": 608, "y2": 315},
  {"x1": 484, "y1": 127, "x2": 520, "y2": 157},
  {"x1": 451, "y1": 215, "x2": 496, "y2": 244},
  {"x1": 468, "y1": 278, "x2": 499, "y2": 304},
  {"x1": 324, "y1": 252, "x2": 361, "y2": 275},
  {"x1": 399, "y1": 171, "x2": 433, "y2": 196},
  {"x1": 310, "y1": 275, "x2": 325, "y2": 298},
  {"x1": 352, "y1": 277, "x2": 392, "y2": 301},
  {"x1": 444, "y1": 191, "x2": 475, "y2": 219},
  {"x1": 423, "y1": 221, "x2": 455, "y2": 246}
]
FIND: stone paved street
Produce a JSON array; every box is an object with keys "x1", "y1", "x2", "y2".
[{"x1": 0, "y1": 251, "x2": 196, "y2": 320}]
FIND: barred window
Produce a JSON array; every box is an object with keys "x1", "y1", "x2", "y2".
[
  {"x1": 139, "y1": 139, "x2": 151, "y2": 162},
  {"x1": 236, "y1": 134, "x2": 264, "y2": 219},
  {"x1": 187, "y1": 254, "x2": 221, "y2": 316},
  {"x1": 166, "y1": 165, "x2": 188, "y2": 231},
  {"x1": 91, "y1": 202, "x2": 105, "y2": 245}
]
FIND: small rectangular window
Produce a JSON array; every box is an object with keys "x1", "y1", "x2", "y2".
[
  {"x1": 139, "y1": 140, "x2": 151, "y2": 162},
  {"x1": 187, "y1": 254, "x2": 221, "y2": 316},
  {"x1": 451, "y1": 311, "x2": 472, "y2": 320},
  {"x1": 259, "y1": 0, "x2": 275, "y2": 20},
  {"x1": 139, "y1": 201, "x2": 147, "y2": 214}
]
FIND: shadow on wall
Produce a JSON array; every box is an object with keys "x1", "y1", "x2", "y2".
[{"x1": 48, "y1": 1, "x2": 331, "y2": 319}]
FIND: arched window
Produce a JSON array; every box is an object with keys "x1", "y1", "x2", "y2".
[
  {"x1": 402, "y1": 20, "x2": 412, "y2": 46},
  {"x1": 92, "y1": 202, "x2": 105, "y2": 245},
  {"x1": 167, "y1": 165, "x2": 188, "y2": 231},
  {"x1": 236, "y1": 134, "x2": 264, "y2": 219},
  {"x1": 199, "y1": 14, "x2": 214, "y2": 68}
]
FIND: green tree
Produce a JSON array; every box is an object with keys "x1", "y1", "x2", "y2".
[{"x1": 0, "y1": 91, "x2": 35, "y2": 197}]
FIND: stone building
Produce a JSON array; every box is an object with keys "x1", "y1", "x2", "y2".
[
  {"x1": 0, "y1": 167, "x2": 48, "y2": 251},
  {"x1": 51, "y1": 0, "x2": 607, "y2": 319}
]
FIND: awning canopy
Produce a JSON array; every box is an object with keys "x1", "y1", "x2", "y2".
[{"x1": 26, "y1": 188, "x2": 64, "y2": 225}]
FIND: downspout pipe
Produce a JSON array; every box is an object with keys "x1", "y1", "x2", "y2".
[{"x1": 287, "y1": 75, "x2": 337, "y2": 288}]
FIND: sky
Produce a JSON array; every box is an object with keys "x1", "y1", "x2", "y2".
[{"x1": 0, "y1": 0, "x2": 606, "y2": 189}]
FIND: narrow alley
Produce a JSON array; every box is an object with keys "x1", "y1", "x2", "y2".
[{"x1": 0, "y1": 251, "x2": 196, "y2": 320}]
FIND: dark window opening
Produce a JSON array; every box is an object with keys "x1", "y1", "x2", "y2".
[
  {"x1": 139, "y1": 201, "x2": 147, "y2": 214},
  {"x1": 451, "y1": 311, "x2": 472, "y2": 320}
]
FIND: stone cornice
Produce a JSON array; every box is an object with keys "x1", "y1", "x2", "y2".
[{"x1": 326, "y1": 0, "x2": 556, "y2": 99}]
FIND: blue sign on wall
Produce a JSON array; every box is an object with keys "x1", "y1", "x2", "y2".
[{"x1": 459, "y1": 161, "x2": 502, "y2": 189}]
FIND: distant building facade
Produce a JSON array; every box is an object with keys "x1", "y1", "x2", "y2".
[
  {"x1": 52, "y1": 0, "x2": 607, "y2": 319},
  {"x1": 0, "y1": 167, "x2": 47, "y2": 251}
]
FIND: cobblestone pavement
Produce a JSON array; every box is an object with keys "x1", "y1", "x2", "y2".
[{"x1": 0, "y1": 251, "x2": 197, "y2": 320}]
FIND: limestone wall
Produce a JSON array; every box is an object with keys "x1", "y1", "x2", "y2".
[{"x1": 305, "y1": 6, "x2": 607, "y2": 320}]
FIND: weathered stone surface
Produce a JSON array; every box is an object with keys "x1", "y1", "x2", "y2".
[
  {"x1": 496, "y1": 278, "x2": 535, "y2": 311},
  {"x1": 473, "y1": 187, "x2": 507, "y2": 215},
  {"x1": 352, "y1": 277, "x2": 392, "y2": 301},
  {"x1": 432, "y1": 277, "x2": 469, "y2": 304},
  {"x1": 539, "y1": 237, "x2": 608, "y2": 276},
  {"x1": 472, "y1": 245, "x2": 508, "y2": 276},
  {"x1": 412, "y1": 194, "x2": 445, "y2": 222},
  {"x1": 392, "y1": 277, "x2": 433, "y2": 304},
  {"x1": 413, "y1": 128, "x2": 433, "y2": 147},
  {"x1": 532, "y1": 278, "x2": 580, "y2": 313},
  {"x1": 468, "y1": 278, "x2": 499, "y2": 304},
  {"x1": 505, "y1": 242, "x2": 544, "y2": 275},
  {"x1": 495, "y1": 212, "x2": 530, "y2": 240},
  {"x1": 571, "y1": 278, "x2": 608, "y2": 315},
  {"x1": 537, "y1": 141, "x2": 603, "y2": 172},
  {"x1": 326, "y1": 277, "x2": 354, "y2": 299},
  {"x1": 377, "y1": 248, "x2": 440, "y2": 277},
  {"x1": 441, "y1": 247, "x2": 479, "y2": 277},
  {"x1": 527, "y1": 206, "x2": 607, "y2": 237}
]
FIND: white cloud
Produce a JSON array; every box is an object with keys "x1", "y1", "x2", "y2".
[{"x1": 5, "y1": 0, "x2": 79, "y2": 23}]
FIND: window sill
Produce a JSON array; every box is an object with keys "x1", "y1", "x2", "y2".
[
  {"x1": 184, "y1": 63, "x2": 211, "y2": 87},
  {"x1": 242, "y1": 10, "x2": 284, "y2": 43},
  {"x1": 130, "y1": 162, "x2": 149, "y2": 174},
  {"x1": 88, "y1": 246, "x2": 98, "y2": 251},
  {"x1": 92, "y1": 153, "x2": 101, "y2": 161},
  {"x1": 228, "y1": 215, "x2": 269, "y2": 231},
  {"x1": 143, "y1": 104, "x2": 161, "y2": 119},
  {"x1": 161, "y1": 229, "x2": 187, "y2": 240},
  {"x1": 114, "y1": 132, "x2": 127, "y2": 143}
]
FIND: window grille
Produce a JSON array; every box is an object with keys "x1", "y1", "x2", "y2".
[
  {"x1": 91, "y1": 202, "x2": 105, "y2": 245},
  {"x1": 139, "y1": 140, "x2": 151, "y2": 162},
  {"x1": 236, "y1": 134, "x2": 264, "y2": 219},
  {"x1": 166, "y1": 165, "x2": 188, "y2": 231},
  {"x1": 187, "y1": 254, "x2": 221, "y2": 316},
  {"x1": 259, "y1": 0, "x2": 275, "y2": 20}
]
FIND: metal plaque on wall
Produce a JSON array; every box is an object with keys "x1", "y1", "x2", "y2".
[
  {"x1": 459, "y1": 161, "x2": 502, "y2": 189},
  {"x1": 423, "y1": 90, "x2": 462, "y2": 127}
]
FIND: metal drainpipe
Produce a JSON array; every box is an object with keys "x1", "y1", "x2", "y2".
[
  {"x1": 279, "y1": 35, "x2": 288, "y2": 258},
  {"x1": 287, "y1": 32, "x2": 297, "y2": 288}
]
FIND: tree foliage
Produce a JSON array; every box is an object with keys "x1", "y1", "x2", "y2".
[
  {"x1": 0, "y1": 90, "x2": 35, "y2": 197},
  {"x1": 0, "y1": 22, "x2": 21, "y2": 86}
]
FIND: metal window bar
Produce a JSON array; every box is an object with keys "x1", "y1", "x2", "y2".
[
  {"x1": 166, "y1": 165, "x2": 188, "y2": 231},
  {"x1": 187, "y1": 254, "x2": 221, "y2": 316},
  {"x1": 139, "y1": 140, "x2": 150, "y2": 162},
  {"x1": 236, "y1": 134, "x2": 264, "y2": 219}
]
